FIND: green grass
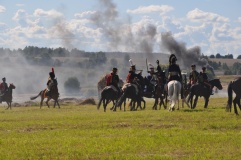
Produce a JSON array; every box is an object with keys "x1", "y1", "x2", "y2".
[{"x1": 0, "y1": 98, "x2": 241, "y2": 159}]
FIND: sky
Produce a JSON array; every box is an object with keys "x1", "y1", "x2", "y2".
[{"x1": 0, "y1": 0, "x2": 241, "y2": 57}]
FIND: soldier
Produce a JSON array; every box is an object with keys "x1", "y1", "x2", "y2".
[
  {"x1": 106, "y1": 67, "x2": 120, "y2": 95},
  {"x1": 188, "y1": 64, "x2": 199, "y2": 88},
  {"x1": 125, "y1": 65, "x2": 139, "y2": 95},
  {"x1": 46, "y1": 68, "x2": 58, "y2": 97},
  {"x1": 147, "y1": 64, "x2": 158, "y2": 96},
  {"x1": 167, "y1": 54, "x2": 182, "y2": 82},
  {"x1": 167, "y1": 54, "x2": 183, "y2": 98},
  {"x1": 198, "y1": 67, "x2": 213, "y2": 95},
  {"x1": 0, "y1": 77, "x2": 8, "y2": 103}
]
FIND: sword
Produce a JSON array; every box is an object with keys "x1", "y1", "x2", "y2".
[{"x1": 146, "y1": 58, "x2": 149, "y2": 73}]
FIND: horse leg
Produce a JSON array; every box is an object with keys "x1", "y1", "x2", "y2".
[
  {"x1": 56, "y1": 100, "x2": 60, "y2": 108},
  {"x1": 40, "y1": 98, "x2": 44, "y2": 109},
  {"x1": 233, "y1": 96, "x2": 239, "y2": 115},
  {"x1": 236, "y1": 97, "x2": 241, "y2": 111},
  {"x1": 153, "y1": 97, "x2": 158, "y2": 110},
  {"x1": 46, "y1": 98, "x2": 50, "y2": 108},
  {"x1": 193, "y1": 96, "x2": 198, "y2": 109},
  {"x1": 204, "y1": 97, "x2": 209, "y2": 108},
  {"x1": 103, "y1": 99, "x2": 107, "y2": 112}
]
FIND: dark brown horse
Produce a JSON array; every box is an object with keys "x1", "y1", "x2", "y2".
[
  {"x1": 142, "y1": 76, "x2": 167, "y2": 110},
  {"x1": 187, "y1": 79, "x2": 223, "y2": 109},
  {"x1": 0, "y1": 83, "x2": 16, "y2": 109},
  {"x1": 30, "y1": 84, "x2": 60, "y2": 108},
  {"x1": 227, "y1": 77, "x2": 241, "y2": 115}
]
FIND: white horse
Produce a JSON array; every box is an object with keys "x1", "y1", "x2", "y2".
[{"x1": 167, "y1": 80, "x2": 182, "y2": 111}]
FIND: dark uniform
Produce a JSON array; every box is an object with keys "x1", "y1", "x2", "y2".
[
  {"x1": 167, "y1": 54, "x2": 183, "y2": 98},
  {"x1": 0, "y1": 77, "x2": 8, "y2": 103},
  {"x1": 188, "y1": 64, "x2": 199, "y2": 88},
  {"x1": 126, "y1": 65, "x2": 138, "y2": 83},
  {"x1": 106, "y1": 68, "x2": 120, "y2": 94},
  {"x1": 198, "y1": 67, "x2": 212, "y2": 94},
  {"x1": 167, "y1": 54, "x2": 182, "y2": 82},
  {"x1": 125, "y1": 65, "x2": 140, "y2": 95},
  {"x1": 46, "y1": 68, "x2": 58, "y2": 97}
]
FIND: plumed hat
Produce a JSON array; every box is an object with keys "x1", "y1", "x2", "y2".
[{"x1": 169, "y1": 54, "x2": 177, "y2": 64}]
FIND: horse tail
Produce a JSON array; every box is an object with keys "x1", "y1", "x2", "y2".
[
  {"x1": 30, "y1": 91, "x2": 42, "y2": 100},
  {"x1": 227, "y1": 81, "x2": 233, "y2": 110}
]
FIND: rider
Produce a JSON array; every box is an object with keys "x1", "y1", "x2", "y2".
[
  {"x1": 126, "y1": 65, "x2": 140, "y2": 95},
  {"x1": 0, "y1": 77, "x2": 8, "y2": 103},
  {"x1": 198, "y1": 66, "x2": 213, "y2": 95},
  {"x1": 106, "y1": 67, "x2": 121, "y2": 95},
  {"x1": 147, "y1": 63, "x2": 158, "y2": 96},
  {"x1": 188, "y1": 64, "x2": 199, "y2": 88},
  {"x1": 167, "y1": 54, "x2": 183, "y2": 98},
  {"x1": 46, "y1": 68, "x2": 58, "y2": 97}
]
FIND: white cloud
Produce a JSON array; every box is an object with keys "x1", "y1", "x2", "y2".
[
  {"x1": 187, "y1": 8, "x2": 229, "y2": 23},
  {"x1": 238, "y1": 17, "x2": 241, "y2": 23},
  {"x1": 127, "y1": 5, "x2": 173, "y2": 15},
  {"x1": 74, "y1": 11, "x2": 96, "y2": 18},
  {"x1": 33, "y1": 9, "x2": 63, "y2": 19},
  {"x1": 16, "y1": 4, "x2": 25, "y2": 7},
  {"x1": 0, "y1": 5, "x2": 6, "y2": 13}
]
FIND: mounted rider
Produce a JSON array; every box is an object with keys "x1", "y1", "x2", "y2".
[
  {"x1": 198, "y1": 66, "x2": 213, "y2": 95},
  {"x1": 46, "y1": 68, "x2": 58, "y2": 97},
  {"x1": 0, "y1": 77, "x2": 8, "y2": 103},
  {"x1": 125, "y1": 64, "x2": 140, "y2": 95},
  {"x1": 167, "y1": 54, "x2": 183, "y2": 98},
  {"x1": 156, "y1": 60, "x2": 166, "y2": 84},
  {"x1": 147, "y1": 63, "x2": 158, "y2": 96},
  {"x1": 106, "y1": 67, "x2": 121, "y2": 96},
  {"x1": 188, "y1": 64, "x2": 199, "y2": 89}
]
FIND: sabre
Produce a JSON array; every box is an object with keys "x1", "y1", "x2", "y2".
[
  {"x1": 146, "y1": 58, "x2": 149, "y2": 73},
  {"x1": 129, "y1": 59, "x2": 133, "y2": 66}
]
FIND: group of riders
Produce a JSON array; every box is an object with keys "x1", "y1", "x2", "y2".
[
  {"x1": 0, "y1": 68, "x2": 58, "y2": 104},
  {"x1": 105, "y1": 54, "x2": 213, "y2": 99}
]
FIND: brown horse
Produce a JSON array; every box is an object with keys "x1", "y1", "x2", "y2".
[
  {"x1": 0, "y1": 83, "x2": 16, "y2": 110},
  {"x1": 30, "y1": 84, "x2": 60, "y2": 108},
  {"x1": 227, "y1": 77, "x2": 241, "y2": 115}
]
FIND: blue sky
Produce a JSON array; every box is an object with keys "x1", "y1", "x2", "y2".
[{"x1": 0, "y1": 0, "x2": 241, "y2": 57}]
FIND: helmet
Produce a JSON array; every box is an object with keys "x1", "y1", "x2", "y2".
[
  {"x1": 169, "y1": 54, "x2": 177, "y2": 64},
  {"x1": 202, "y1": 66, "x2": 206, "y2": 71},
  {"x1": 191, "y1": 64, "x2": 196, "y2": 68},
  {"x1": 130, "y1": 65, "x2": 136, "y2": 70},
  {"x1": 2, "y1": 77, "x2": 6, "y2": 81}
]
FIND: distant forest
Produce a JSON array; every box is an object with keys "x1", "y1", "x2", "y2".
[{"x1": 1, "y1": 46, "x2": 241, "y2": 75}]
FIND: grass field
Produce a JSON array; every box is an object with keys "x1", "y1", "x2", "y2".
[{"x1": 0, "y1": 98, "x2": 240, "y2": 160}]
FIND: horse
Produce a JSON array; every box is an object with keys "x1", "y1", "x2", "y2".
[
  {"x1": 187, "y1": 79, "x2": 223, "y2": 109},
  {"x1": 114, "y1": 83, "x2": 145, "y2": 111},
  {"x1": 226, "y1": 77, "x2": 241, "y2": 115},
  {"x1": 30, "y1": 84, "x2": 60, "y2": 108},
  {"x1": 0, "y1": 83, "x2": 16, "y2": 110},
  {"x1": 142, "y1": 76, "x2": 167, "y2": 110},
  {"x1": 97, "y1": 86, "x2": 122, "y2": 112},
  {"x1": 167, "y1": 80, "x2": 182, "y2": 111}
]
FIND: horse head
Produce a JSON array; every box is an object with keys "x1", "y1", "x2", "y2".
[
  {"x1": 9, "y1": 83, "x2": 16, "y2": 89},
  {"x1": 210, "y1": 79, "x2": 222, "y2": 90}
]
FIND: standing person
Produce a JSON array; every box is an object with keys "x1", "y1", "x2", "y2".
[
  {"x1": 46, "y1": 68, "x2": 58, "y2": 97},
  {"x1": 198, "y1": 67, "x2": 213, "y2": 95},
  {"x1": 106, "y1": 67, "x2": 120, "y2": 95},
  {"x1": 0, "y1": 77, "x2": 8, "y2": 103}
]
